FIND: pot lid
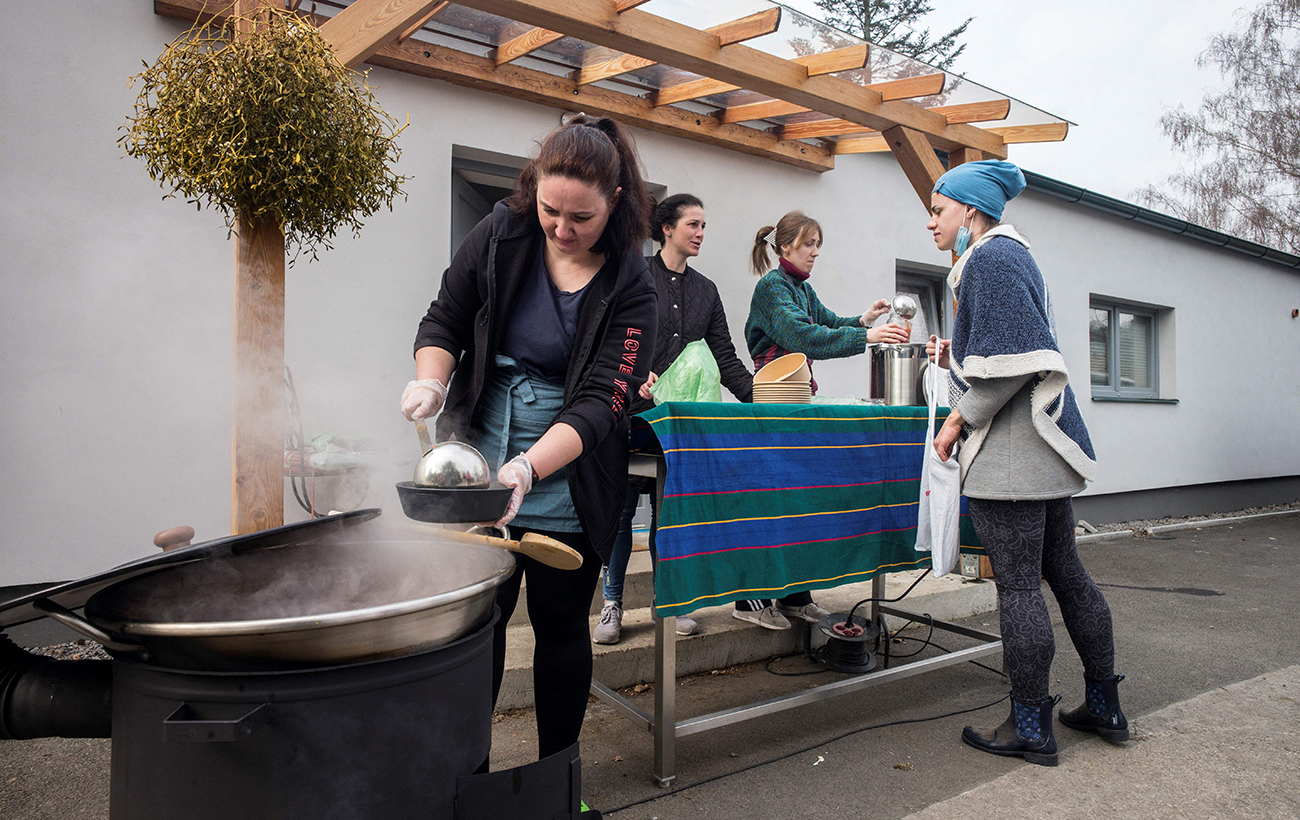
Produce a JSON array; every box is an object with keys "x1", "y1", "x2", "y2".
[{"x1": 0, "y1": 509, "x2": 380, "y2": 630}]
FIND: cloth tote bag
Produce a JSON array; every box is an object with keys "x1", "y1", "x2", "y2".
[{"x1": 915, "y1": 347, "x2": 961, "y2": 576}]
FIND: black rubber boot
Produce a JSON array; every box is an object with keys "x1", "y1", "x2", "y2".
[
  {"x1": 1060, "y1": 674, "x2": 1129, "y2": 742},
  {"x1": 961, "y1": 696, "x2": 1060, "y2": 766}
]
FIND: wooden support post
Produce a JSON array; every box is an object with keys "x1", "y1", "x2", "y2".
[
  {"x1": 231, "y1": 0, "x2": 285, "y2": 534},
  {"x1": 232, "y1": 211, "x2": 286, "y2": 535},
  {"x1": 947, "y1": 146, "x2": 984, "y2": 169},
  {"x1": 883, "y1": 124, "x2": 946, "y2": 209}
]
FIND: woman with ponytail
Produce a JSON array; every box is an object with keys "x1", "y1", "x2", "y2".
[
  {"x1": 592, "y1": 193, "x2": 754, "y2": 645},
  {"x1": 403, "y1": 114, "x2": 657, "y2": 766},
  {"x1": 745, "y1": 210, "x2": 909, "y2": 388},
  {"x1": 734, "y1": 210, "x2": 909, "y2": 631}
]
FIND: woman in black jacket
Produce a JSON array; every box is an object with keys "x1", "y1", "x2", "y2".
[
  {"x1": 592, "y1": 193, "x2": 753, "y2": 645},
  {"x1": 402, "y1": 115, "x2": 656, "y2": 761}
]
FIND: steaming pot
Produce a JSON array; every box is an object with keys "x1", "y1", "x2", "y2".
[
  {"x1": 3, "y1": 510, "x2": 514, "y2": 672},
  {"x1": 868, "y1": 343, "x2": 930, "y2": 406}
]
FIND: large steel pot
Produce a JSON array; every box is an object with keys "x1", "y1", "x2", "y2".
[
  {"x1": 868, "y1": 343, "x2": 930, "y2": 406},
  {"x1": 42, "y1": 535, "x2": 514, "y2": 671}
]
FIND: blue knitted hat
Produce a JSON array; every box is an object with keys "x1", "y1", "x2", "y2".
[{"x1": 932, "y1": 160, "x2": 1026, "y2": 220}]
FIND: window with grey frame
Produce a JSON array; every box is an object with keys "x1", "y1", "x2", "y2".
[
  {"x1": 1089, "y1": 301, "x2": 1158, "y2": 398},
  {"x1": 895, "y1": 267, "x2": 951, "y2": 342}
]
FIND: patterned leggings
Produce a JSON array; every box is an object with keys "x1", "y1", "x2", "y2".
[{"x1": 969, "y1": 497, "x2": 1116, "y2": 703}]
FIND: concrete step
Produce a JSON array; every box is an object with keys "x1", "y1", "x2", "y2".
[
  {"x1": 494, "y1": 568, "x2": 997, "y2": 711},
  {"x1": 512, "y1": 531, "x2": 653, "y2": 625}
]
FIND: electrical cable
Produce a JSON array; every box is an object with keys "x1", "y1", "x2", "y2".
[
  {"x1": 890, "y1": 636, "x2": 1007, "y2": 678},
  {"x1": 883, "y1": 613, "x2": 936, "y2": 659},
  {"x1": 845, "y1": 567, "x2": 931, "y2": 626},
  {"x1": 601, "y1": 692, "x2": 1011, "y2": 816},
  {"x1": 763, "y1": 654, "x2": 827, "y2": 676},
  {"x1": 766, "y1": 569, "x2": 934, "y2": 678},
  {"x1": 285, "y1": 366, "x2": 326, "y2": 518}
]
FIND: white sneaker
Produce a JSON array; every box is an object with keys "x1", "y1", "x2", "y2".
[
  {"x1": 675, "y1": 615, "x2": 699, "y2": 636},
  {"x1": 593, "y1": 601, "x2": 623, "y2": 644},
  {"x1": 732, "y1": 606, "x2": 791, "y2": 630},
  {"x1": 776, "y1": 602, "x2": 831, "y2": 623}
]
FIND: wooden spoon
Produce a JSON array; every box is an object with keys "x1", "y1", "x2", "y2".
[{"x1": 435, "y1": 528, "x2": 583, "y2": 571}]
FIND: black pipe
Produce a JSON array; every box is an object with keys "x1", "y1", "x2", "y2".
[{"x1": 0, "y1": 632, "x2": 112, "y2": 739}]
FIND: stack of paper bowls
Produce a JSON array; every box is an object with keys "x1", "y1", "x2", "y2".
[{"x1": 753, "y1": 352, "x2": 812, "y2": 404}]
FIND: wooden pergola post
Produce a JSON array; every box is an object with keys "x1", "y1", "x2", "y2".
[
  {"x1": 231, "y1": 209, "x2": 286, "y2": 535},
  {"x1": 226, "y1": 0, "x2": 457, "y2": 534},
  {"x1": 231, "y1": 0, "x2": 285, "y2": 535}
]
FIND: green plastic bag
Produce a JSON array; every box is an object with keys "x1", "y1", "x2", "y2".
[{"x1": 649, "y1": 340, "x2": 722, "y2": 404}]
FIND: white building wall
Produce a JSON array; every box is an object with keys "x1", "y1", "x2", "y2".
[{"x1": 2, "y1": 2, "x2": 1297, "y2": 583}]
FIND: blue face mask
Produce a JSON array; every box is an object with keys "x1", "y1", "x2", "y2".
[
  {"x1": 953, "y1": 210, "x2": 974, "y2": 256},
  {"x1": 954, "y1": 226, "x2": 972, "y2": 256}
]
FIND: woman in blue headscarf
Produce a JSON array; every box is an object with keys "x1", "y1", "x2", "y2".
[{"x1": 924, "y1": 160, "x2": 1127, "y2": 766}]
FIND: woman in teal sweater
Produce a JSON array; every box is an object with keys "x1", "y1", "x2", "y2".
[
  {"x1": 745, "y1": 210, "x2": 909, "y2": 393},
  {"x1": 735, "y1": 210, "x2": 909, "y2": 630}
]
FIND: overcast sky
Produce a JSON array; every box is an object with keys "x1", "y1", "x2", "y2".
[{"x1": 785, "y1": 0, "x2": 1247, "y2": 203}]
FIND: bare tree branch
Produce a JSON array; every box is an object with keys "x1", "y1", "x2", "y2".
[{"x1": 1135, "y1": 0, "x2": 1300, "y2": 253}]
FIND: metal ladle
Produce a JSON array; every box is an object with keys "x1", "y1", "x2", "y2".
[
  {"x1": 412, "y1": 417, "x2": 492, "y2": 489},
  {"x1": 891, "y1": 294, "x2": 918, "y2": 321}
]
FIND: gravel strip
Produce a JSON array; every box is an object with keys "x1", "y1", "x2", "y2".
[{"x1": 1079, "y1": 500, "x2": 1300, "y2": 537}]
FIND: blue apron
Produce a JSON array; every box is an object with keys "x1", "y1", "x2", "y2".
[{"x1": 473, "y1": 354, "x2": 580, "y2": 532}]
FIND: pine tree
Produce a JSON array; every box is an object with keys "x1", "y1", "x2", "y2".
[{"x1": 812, "y1": 0, "x2": 972, "y2": 69}]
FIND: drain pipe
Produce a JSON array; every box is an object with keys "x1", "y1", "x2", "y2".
[{"x1": 0, "y1": 632, "x2": 112, "y2": 739}]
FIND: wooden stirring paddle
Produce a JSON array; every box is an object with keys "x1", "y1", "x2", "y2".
[{"x1": 435, "y1": 528, "x2": 583, "y2": 570}]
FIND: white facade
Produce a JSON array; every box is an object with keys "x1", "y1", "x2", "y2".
[{"x1": 3, "y1": 4, "x2": 1298, "y2": 584}]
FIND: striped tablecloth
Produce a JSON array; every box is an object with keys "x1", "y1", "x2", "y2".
[{"x1": 631, "y1": 402, "x2": 983, "y2": 617}]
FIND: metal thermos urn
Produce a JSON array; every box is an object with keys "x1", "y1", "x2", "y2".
[{"x1": 868, "y1": 343, "x2": 930, "y2": 406}]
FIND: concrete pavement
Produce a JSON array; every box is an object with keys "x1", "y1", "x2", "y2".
[{"x1": 2, "y1": 512, "x2": 1297, "y2": 819}]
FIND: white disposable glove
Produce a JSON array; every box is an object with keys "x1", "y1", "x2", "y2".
[
  {"x1": 401, "y1": 379, "x2": 447, "y2": 420},
  {"x1": 494, "y1": 453, "x2": 535, "y2": 529}
]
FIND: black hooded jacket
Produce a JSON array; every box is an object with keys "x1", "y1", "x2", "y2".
[{"x1": 414, "y1": 202, "x2": 658, "y2": 562}]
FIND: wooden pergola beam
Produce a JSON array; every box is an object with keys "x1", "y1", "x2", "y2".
[
  {"x1": 576, "y1": 7, "x2": 781, "y2": 87},
  {"x1": 788, "y1": 100, "x2": 1009, "y2": 141},
  {"x1": 398, "y1": 1, "x2": 449, "y2": 43},
  {"x1": 870, "y1": 72, "x2": 946, "y2": 102},
  {"x1": 780, "y1": 99, "x2": 1010, "y2": 141},
  {"x1": 831, "y1": 133, "x2": 888, "y2": 154},
  {"x1": 373, "y1": 40, "x2": 833, "y2": 171},
  {"x1": 717, "y1": 71, "x2": 944, "y2": 125},
  {"x1": 936, "y1": 98, "x2": 1011, "y2": 125},
  {"x1": 318, "y1": 0, "x2": 450, "y2": 68},
  {"x1": 490, "y1": 26, "x2": 564, "y2": 65},
  {"x1": 155, "y1": 0, "x2": 833, "y2": 172},
  {"x1": 987, "y1": 122, "x2": 1069, "y2": 143},
  {"x1": 656, "y1": 43, "x2": 868, "y2": 108},
  {"x1": 452, "y1": 0, "x2": 1006, "y2": 157},
  {"x1": 883, "y1": 124, "x2": 947, "y2": 208}
]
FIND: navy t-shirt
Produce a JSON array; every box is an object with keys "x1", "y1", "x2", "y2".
[{"x1": 499, "y1": 238, "x2": 606, "y2": 383}]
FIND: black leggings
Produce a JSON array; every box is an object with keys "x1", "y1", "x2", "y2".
[
  {"x1": 491, "y1": 526, "x2": 602, "y2": 759},
  {"x1": 969, "y1": 497, "x2": 1116, "y2": 703}
]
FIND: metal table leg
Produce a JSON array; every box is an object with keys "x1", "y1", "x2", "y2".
[
  {"x1": 648, "y1": 457, "x2": 676, "y2": 787},
  {"x1": 653, "y1": 612, "x2": 676, "y2": 787}
]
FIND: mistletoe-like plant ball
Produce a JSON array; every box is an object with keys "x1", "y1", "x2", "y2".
[{"x1": 120, "y1": 6, "x2": 407, "y2": 261}]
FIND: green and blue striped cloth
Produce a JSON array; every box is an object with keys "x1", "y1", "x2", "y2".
[{"x1": 631, "y1": 402, "x2": 983, "y2": 617}]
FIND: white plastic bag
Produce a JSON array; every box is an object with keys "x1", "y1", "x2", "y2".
[{"x1": 915, "y1": 345, "x2": 961, "y2": 576}]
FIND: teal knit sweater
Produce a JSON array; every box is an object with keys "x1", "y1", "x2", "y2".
[{"x1": 744, "y1": 270, "x2": 869, "y2": 360}]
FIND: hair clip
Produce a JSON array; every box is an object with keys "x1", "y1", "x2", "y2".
[{"x1": 764, "y1": 227, "x2": 778, "y2": 248}]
